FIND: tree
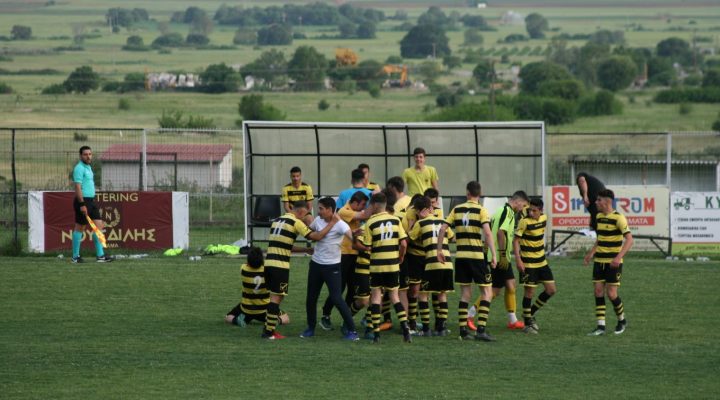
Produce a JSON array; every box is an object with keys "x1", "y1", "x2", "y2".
[
  {"x1": 120, "y1": 72, "x2": 146, "y2": 92},
  {"x1": 356, "y1": 21, "x2": 376, "y2": 39},
  {"x1": 237, "y1": 94, "x2": 285, "y2": 122},
  {"x1": 126, "y1": 35, "x2": 144, "y2": 47},
  {"x1": 537, "y1": 79, "x2": 584, "y2": 100},
  {"x1": 400, "y1": 24, "x2": 451, "y2": 59},
  {"x1": 338, "y1": 21, "x2": 358, "y2": 38},
  {"x1": 463, "y1": 28, "x2": 483, "y2": 46},
  {"x1": 519, "y1": 61, "x2": 573, "y2": 93},
  {"x1": 257, "y1": 24, "x2": 292, "y2": 46},
  {"x1": 443, "y1": 55, "x2": 462, "y2": 71},
  {"x1": 417, "y1": 6, "x2": 453, "y2": 30},
  {"x1": 200, "y1": 63, "x2": 241, "y2": 93},
  {"x1": 190, "y1": 14, "x2": 214, "y2": 36},
  {"x1": 596, "y1": 56, "x2": 637, "y2": 92},
  {"x1": 589, "y1": 29, "x2": 625, "y2": 45},
  {"x1": 288, "y1": 46, "x2": 327, "y2": 91},
  {"x1": 233, "y1": 28, "x2": 256, "y2": 45},
  {"x1": 525, "y1": 13, "x2": 549, "y2": 39},
  {"x1": 63, "y1": 65, "x2": 99, "y2": 94},
  {"x1": 703, "y1": 69, "x2": 720, "y2": 88},
  {"x1": 417, "y1": 61, "x2": 442, "y2": 85},
  {"x1": 151, "y1": 33, "x2": 184, "y2": 48},
  {"x1": 351, "y1": 59, "x2": 384, "y2": 91},
  {"x1": 461, "y1": 15, "x2": 489, "y2": 29},
  {"x1": 472, "y1": 60, "x2": 495, "y2": 86},
  {"x1": 240, "y1": 49, "x2": 288, "y2": 89},
  {"x1": 186, "y1": 33, "x2": 209, "y2": 46},
  {"x1": 656, "y1": 37, "x2": 694, "y2": 66},
  {"x1": 11, "y1": 25, "x2": 32, "y2": 40}
]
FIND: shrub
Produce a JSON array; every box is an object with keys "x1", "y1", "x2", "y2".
[
  {"x1": 368, "y1": 85, "x2": 381, "y2": 98},
  {"x1": 158, "y1": 109, "x2": 215, "y2": 129},
  {"x1": 537, "y1": 79, "x2": 583, "y2": 100},
  {"x1": 118, "y1": 98, "x2": 130, "y2": 110},
  {"x1": 0, "y1": 237, "x2": 22, "y2": 256},
  {"x1": 318, "y1": 99, "x2": 330, "y2": 110},
  {"x1": 0, "y1": 82, "x2": 13, "y2": 94},
  {"x1": 712, "y1": 119, "x2": 720, "y2": 132},
  {"x1": 654, "y1": 88, "x2": 720, "y2": 103},
  {"x1": 73, "y1": 131, "x2": 88, "y2": 141},
  {"x1": 678, "y1": 102, "x2": 692, "y2": 115},
  {"x1": 152, "y1": 33, "x2": 184, "y2": 48},
  {"x1": 101, "y1": 81, "x2": 122, "y2": 92},
  {"x1": 237, "y1": 94, "x2": 286, "y2": 123},
  {"x1": 186, "y1": 33, "x2": 209, "y2": 46},
  {"x1": 578, "y1": 90, "x2": 623, "y2": 116},
  {"x1": 426, "y1": 101, "x2": 515, "y2": 122},
  {"x1": 513, "y1": 95, "x2": 577, "y2": 125},
  {"x1": 41, "y1": 83, "x2": 66, "y2": 95}
]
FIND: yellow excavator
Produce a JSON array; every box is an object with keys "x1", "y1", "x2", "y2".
[{"x1": 381, "y1": 64, "x2": 410, "y2": 87}]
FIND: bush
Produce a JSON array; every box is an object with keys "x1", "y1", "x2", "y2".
[
  {"x1": 233, "y1": 28, "x2": 256, "y2": 45},
  {"x1": 186, "y1": 33, "x2": 209, "y2": 46},
  {"x1": 654, "y1": 88, "x2": 720, "y2": 103},
  {"x1": 318, "y1": 99, "x2": 330, "y2": 110},
  {"x1": 0, "y1": 237, "x2": 22, "y2": 256},
  {"x1": 118, "y1": 98, "x2": 130, "y2": 110},
  {"x1": 712, "y1": 119, "x2": 720, "y2": 132},
  {"x1": 537, "y1": 79, "x2": 583, "y2": 100},
  {"x1": 678, "y1": 103, "x2": 692, "y2": 115},
  {"x1": 73, "y1": 131, "x2": 88, "y2": 141},
  {"x1": 158, "y1": 109, "x2": 215, "y2": 129},
  {"x1": 368, "y1": 85, "x2": 381, "y2": 98},
  {"x1": 101, "y1": 81, "x2": 122, "y2": 92},
  {"x1": 257, "y1": 24, "x2": 292, "y2": 46},
  {"x1": 0, "y1": 82, "x2": 13, "y2": 94},
  {"x1": 578, "y1": 90, "x2": 623, "y2": 116},
  {"x1": 426, "y1": 101, "x2": 515, "y2": 122},
  {"x1": 11, "y1": 25, "x2": 32, "y2": 40},
  {"x1": 513, "y1": 95, "x2": 576, "y2": 125},
  {"x1": 41, "y1": 83, "x2": 66, "y2": 95},
  {"x1": 703, "y1": 69, "x2": 720, "y2": 88},
  {"x1": 120, "y1": 72, "x2": 145, "y2": 92},
  {"x1": 237, "y1": 94, "x2": 286, "y2": 123},
  {"x1": 152, "y1": 33, "x2": 184, "y2": 48}
]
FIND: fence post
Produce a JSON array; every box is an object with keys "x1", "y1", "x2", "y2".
[
  {"x1": 11, "y1": 128, "x2": 18, "y2": 250},
  {"x1": 142, "y1": 129, "x2": 148, "y2": 191}
]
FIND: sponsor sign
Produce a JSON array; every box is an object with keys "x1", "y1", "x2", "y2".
[
  {"x1": 671, "y1": 192, "x2": 720, "y2": 256},
  {"x1": 545, "y1": 186, "x2": 669, "y2": 252}
]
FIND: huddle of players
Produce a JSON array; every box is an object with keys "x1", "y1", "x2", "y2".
[{"x1": 227, "y1": 165, "x2": 634, "y2": 341}]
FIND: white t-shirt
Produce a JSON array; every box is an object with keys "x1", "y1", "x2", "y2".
[{"x1": 309, "y1": 217, "x2": 351, "y2": 265}]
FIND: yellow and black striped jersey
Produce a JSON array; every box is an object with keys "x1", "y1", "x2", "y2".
[
  {"x1": 354, "y1": 233, "x2": 370, "y2": 275},
  {"x1": 265, "y1": 213, "x2": 312, "y2": 270},
  {"x1": 514, "y1": 214, "x2": 548, "y2": 268},
  {"x1": 394, "y1": 195, "x2": 412, "y2": 217},
  {"x1": 402, "y1": 206, "x2": 443, "y2": 256},
  {"x1": 594, "y1": 211, "x2": 631, "y2": 264},
  {"x1": 445, "y1": 200, "x2": 490, "y2": 260},
  {"x1": 281, "y1": 182, "x2": 314, "y2": 203},
  {"x1": 338, "y1": 203, "x2": 360, "y2": 255},
  {"x1": 363, "y1": 212, "x2": 407, "y2": 273},
  {"x1": 240, "y1": 263, "x2": 269, "y2": 315},
  {"x1": 409, "y1": 216, "x2": 454, "y2": 271}
]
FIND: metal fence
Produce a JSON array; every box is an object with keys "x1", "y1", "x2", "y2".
[{"x1": 1, "y1": 128, "x2": 718, "y2": 253}]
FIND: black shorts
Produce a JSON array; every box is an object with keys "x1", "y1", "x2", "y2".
[
  {"x1": 491, "y1": 263, "x2": 515, "y2": 288},
  {"x1": 520, "y1": 265, "x2": 554, "y2": 288},
  {"x1": 370, "y1": 271, "x2": 400, "y2": 291},
  {"x1": 406, "y1": 253, "x2": 426, "y2": 284},
  {"x1": 593, "y1": 262, "x2": 623, "y2": 286},
  {"x1": 420, "y1": 268, "x2": 454, "y2": 293},
  {"x1": 354, "y1": 271, "x2": 371, "y2": 299},
  {"x1": 455, "y1": 258, "x2": 492, "y2": 286},
  {"x1": 264, "y1": 266, "x2": 290, "y2": 296},
  {"x1": 399, "y1": 258, "x2": 410, "y2": 290},
  {"x1": 74, "y1": 197, "x2": 101, "y2": 225}
]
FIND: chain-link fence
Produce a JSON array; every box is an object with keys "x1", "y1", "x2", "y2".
[{"x1": 0, "y1": 128, "x2": 244, "y2": 253}]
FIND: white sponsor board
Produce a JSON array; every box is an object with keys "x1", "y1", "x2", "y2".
[
  {"x1": 545, "y1": 186, "x2": 670, "y2": 252},
  {"x1": 671, "y1": 192, "x2": 720, "y2": 256}
]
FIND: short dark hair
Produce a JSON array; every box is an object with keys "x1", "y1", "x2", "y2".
[
  {"x1": 357, "y1": 163, "x2": 369, "y2": 170},
  {"x1": 511, "y1": 190, "x2": 529, "y2": 202},
  {"x1": 351, "y1": 168, "x2": 365, "y2": 183},
  {"x1": 291, "y1": 200, "x2": 308, "y2": 210},
  {"x1": 246, "y1": 246, "x2": 264, "y2": 268},
  {"x1": 371, "y1": 192, "x2": 386, "y2": 205},
  {"x1": 413, "y1": 196, "x2": 431, "y2": 211},
  {"x1": 412, "y1": 147, "x2": 426, "y2": 156},
  {"x1": 349, "y1": 191, "x2": 369, "y2": 204},
  {"x1": 530, "y1": 198, "x2": 544, "y2": 209},
  {"x1": 386, "y1": 176, "x2": 405, "y2": 193},
  {"x1": 598, "y1": 189, "x2": 615, "y2": 200},
  {"x1": 318, "y1": 197, "x2": 336, "y2": 212},
  {"x1": 423, "y1": 188, "x2": 439, "y2": 199},
  {"x1": 290, "y1": 166, "x2": 302, "y2": 174},
  {"x1": 466, "y1": 181, "x2": 481, "y2": 197},
  {"x1": 410, "y1": 194, "x2": 425, "y2": 210},
  {"x1": 79, "y1": 146, "x2": 91, "y2": 155}
]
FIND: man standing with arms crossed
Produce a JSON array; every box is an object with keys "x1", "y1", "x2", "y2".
[
  {"x1": 71, "y1": 146, "x2": 113, "y2": 263},
  {"x1": 584, "y1": 189, "x2": 633, "y2": 336}
]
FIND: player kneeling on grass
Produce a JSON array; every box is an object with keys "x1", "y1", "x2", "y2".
[
  {"x1": 225, "y1": 246, "x2": 290, "y2": 328},
  {"x1": 262, "y1": 201, "x2": 340, "y2": 340},
  {"x1": 514, "y1": 198, "x2": 556, "y2": 334},
  {"x1": 584, "y1": 189, "x2": 633, "y2": 336}
]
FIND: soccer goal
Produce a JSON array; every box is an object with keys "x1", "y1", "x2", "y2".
[{"x1": 242, "y1": 121, "x2": 545, "y2": 244}]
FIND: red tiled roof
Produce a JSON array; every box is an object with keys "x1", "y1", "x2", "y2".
[{"x1": 101, "y1": 144, "x2": 232, "y2": 162}]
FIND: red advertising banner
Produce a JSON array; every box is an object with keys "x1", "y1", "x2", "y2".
[{"x1": 43, "y1": 192, "x2": 174, "y2": 250}]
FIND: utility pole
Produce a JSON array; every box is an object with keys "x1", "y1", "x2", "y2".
[{"x1": 489, "y1": 60, "x2": 496, "y2": 120}]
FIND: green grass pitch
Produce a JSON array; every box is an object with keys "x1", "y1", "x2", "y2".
[{"x1": 1, "y1": 255, "x2": 718, "y2": 398}]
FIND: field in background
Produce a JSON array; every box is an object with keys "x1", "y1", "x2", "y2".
[
  {"x1": 0, "y1": 1, "x2": 718, "y2": 132},
  {"x1": 1, "y1": 255, "x2": 718, "y2": 398}
]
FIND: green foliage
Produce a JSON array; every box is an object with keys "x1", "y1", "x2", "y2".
[
  {"x1": 0, "y1": 237, "x2": 22, "y2": 256},
  {"x1": 525, "y1": 13, "x2": 549, "y2": 39},
  {"x1": 240, "y1": 49, "x2": 288, "y2": 89},
  {"x1": 596, "y1": 56, "x2": 637, "y2": 92},
  {"x1": 416, "y1": 61, "x2": 442, "y2": 85},
  {"x1": 712, "y1": 119, "x2": 720, "y2": 132},
  {"x1": 63, "y1": 65, "x2": 99, "y2": 94},
  {"x1": 10, "y1": 25, "x2": 32, "y2": 40},
  {"x1": 654, "y1": 88, "x2": 720, "y2": 103},
  {"x1": 171, "y1": 6, "x2": 207, "y2": 25},
  {"x1": 519, "y1": 61, "x2": 572, "y2": 93},
  {"x1": 472, "y1": 60, "x2": 495, "y2": 86},
  {"x1": 417, "y1": 6, "x2": 455, "y2": 31},
  {"x1": 257, "y1": 24, "x2": 292, "y2": 46},
  {"x1": 123, "y1": 35, "x2": 147, "y2": 51},
  {"x1": 461, "y1": 15, "x2": 491, "y2": 30},
  {"x1": 443, "y1": 55, "x2": 462, "y2": 71},
  {"x1": 118, "y1": 98, "x2": 130, "y2": 110},
  {"x1": 356, "y1": 21, "x2": 376, "y2": 39},
  {"x1": 233, "y1": 28, "x2": 256, "y2": 45},
  {"x1": 588, "y1": 29, "x2": 625, "y2": 45},
  {"x1": 186, "y1": 33, "x2": 210, "y2": 46},
  {"x1": 237, "y1": 94, "x2": 285, "y2": 122},
  {"x1": 368, "y1": 85, "x2": 381, "y2": 98},
  {"x1": 678, "y1": 102, "x2": 692, "y2": 115},
  {"x1": 121, "y1": 72, "x2": 146, "y2": 92},
  {"x1": 702, "y1": 69, "x2": 720, "y2": 88},
  {"x1": 463, "y1": 28, "x2": 483, "y2": 46},
  {"x1": 0, "y1": 82, "x2": 13, "y2": 94},
  {"x1": 200, "y1": 63, "x2": 240, "y2": 93},
  {"x1": 288, "y1": 46, "x2": 327, "y2": 91},
  {"x1": 513, "y1": 95, "x2": 576, "y2": 125},
  {"x1": 537, "y1": 79, "x2": 583, "y2": 100},
  {"x1": 335, "y1": 77, "x2": 356, "y2": 93},
  {"x1": 577, "y1": 90, "x2": 623, "y2": 116},
  {"x1": 152, "y1": 33, "x2": 184, "y2": 48},
  {"x1": 504, "y1": 33, "x2": 528, "y2": 43},
  {"x1": 426, "y1": 101, "x2": 515, "y2": 122},
  {"x1": 41, "y1": 83, "x2": 66, "y2": 95},
  {"x1": 106, "y1": 8, "x2": 149, "y2": 28},
  {"x1": 400, "y1": 24, "x2": 451, "y2": 59},
  {"x1": 317, "y1": 99, "x2": 330, "y2": 110},
  {"x1": 656, "y1": 37, "x2": 694, "y2": 66},
  {"x1": 214, "y1": 3, "x2": 343, "y2": 27},
  {"x1": 158, "y1": 109, "x2": 215, "y2": 129},
  {"x1": 73, "y1": 131, "x2": 87, "y2": 141},
  {"x1": 101, "y1": 81, "x2": 121, "y2": 92}
]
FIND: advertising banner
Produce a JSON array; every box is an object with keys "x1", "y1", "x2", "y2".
[
  {"x1": 671, "y1": 192, "x2": 720, "y2": 256},
  {"x1": 545, "y1": 185, "x2": 670, "y2": 252},
  {"x1": 28, "y1": 191, "x2": 189, "y2": 252}
]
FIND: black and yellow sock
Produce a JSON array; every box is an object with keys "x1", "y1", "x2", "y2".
[
  {"x1": 350, "y1": 301, "x2": 363, "y2": 316},
  {"x1": 522, "y1": 297, "x2": 532, "y2": 323},
  {"x1": 458, "y1": 301, "x2": 469, "y2": 328},
  {"x1": 419, "y1": 301, "x2": 430, "y2": 329},
  {"x1": 408, "y1": 296, "x2": 418, "y2": 323},
  {"x1": 432, "y1": 294, "x2": 440, "y2": 317},
  {"x1": 530, "y1": 291, "x2": 553, "y2": 316},
  {"x1": 264, "y1": 302, "x2": 280, "y2": 335},
  {"x1": 393, "y1": 302, "x2": 408, "y2": 327},
  {"x1": 371, "y1": 303, "x2": 382, "y2": 333},
  {"x1": 595, "y1": 296, "x2": 606, "y2": 325},
  {"x1": 611, "y1": 296, "x2": 624, "y2": 320},
  {"x1": 477, "y1": 300, "x2": 491, "y2": 333},
  {"x1": 382, "y1": 295, "x2": 392, "y2": 322},
  {"x1": 365, "y1": 309, "x2": 373, "y2": 329},
  {"x1": 438, "y1": 301, "x2": 448, "y2": 323}
]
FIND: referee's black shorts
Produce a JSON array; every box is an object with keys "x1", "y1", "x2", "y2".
[{"x1": 74, "y1": 197, "x2": 101, "y2": 224}]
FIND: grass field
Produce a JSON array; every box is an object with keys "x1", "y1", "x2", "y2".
[{"x1": 1, "y1": 255, "x2": 718, "y2": 398}]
